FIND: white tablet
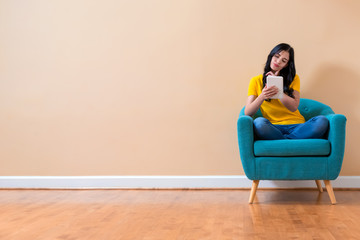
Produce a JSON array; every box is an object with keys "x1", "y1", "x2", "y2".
[{"x1": 266, "y1": 75, "x2": 283, "y2": 99}]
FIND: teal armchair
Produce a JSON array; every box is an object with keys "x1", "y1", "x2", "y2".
[{"x1": 237, "y1": 98, "x2": 347, "y2": 204}]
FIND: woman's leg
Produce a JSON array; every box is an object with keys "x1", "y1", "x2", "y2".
[
  {"x1": 286, "y1": 116, "x2": 329, "y2": 139},
  {"x1": 253, "y1": 117, "x2": 286, "y2": 140}
]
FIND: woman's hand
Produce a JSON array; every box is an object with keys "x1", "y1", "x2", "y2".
[
  {"x1": 266, "y1": 70, "x2": 280, "y2": 76},
  {"x1": 262, "y1": 70, "x2": 280, "y2": 99},
  {"x1": 260, "y1": 85, "x2": 278, "y2": 100}
]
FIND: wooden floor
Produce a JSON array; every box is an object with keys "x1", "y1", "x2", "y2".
[{"x1": 1, "y1": 189, "x2": 360, "y2": 240}]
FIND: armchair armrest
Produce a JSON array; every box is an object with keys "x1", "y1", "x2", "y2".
[
  {"x1": 325, "y1": 114, "x2": 347, "y2": 179},
  {"x1": 237, "y1": 115, "x2": 256, "y2": 180}
]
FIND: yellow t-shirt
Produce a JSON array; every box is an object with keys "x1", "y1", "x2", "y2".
[{"x1": 247, "y1": 74, "x2": 305, "y2": 125}]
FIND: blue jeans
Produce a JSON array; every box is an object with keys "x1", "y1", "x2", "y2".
[{"x1": 253, "y1": 116, "x2": 329, "y2": 140}]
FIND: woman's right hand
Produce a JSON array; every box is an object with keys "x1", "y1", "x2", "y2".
[
  {"x1": 262, "y1": 70, "x2": 280, "y2": 99},
  {"x1": 260, "y1": 84, "x2": 279, "y2": 100}
]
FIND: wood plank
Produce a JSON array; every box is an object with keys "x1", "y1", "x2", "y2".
[{"x1": 0, "y1": 189, "x2": 359, "y2": 239}]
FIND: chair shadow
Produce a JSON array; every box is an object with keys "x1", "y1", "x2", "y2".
[
  {"x1": 250, "y1": 189, "x2": 328, "y2": 205},
  {"x1": 248, "y1": 189, "x2": 360, "y2": 206},
  {"x1": 302, "y1": 63, "x2": 360, "y2": 176}
]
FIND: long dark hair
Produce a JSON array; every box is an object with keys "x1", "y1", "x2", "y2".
[{"x1": 262, "y1": 43, "x2": 296, "y2": 99}]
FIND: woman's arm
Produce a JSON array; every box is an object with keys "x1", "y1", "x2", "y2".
[
  {"x1": 244, "y1": 85, "x2": 278, "y2": 116},
  {"x1": 244, "y1": 95, "x2": 262, "y2": 116},
  {"x1": 280, "y1": 90, "x2": 300, "y2": 112}
]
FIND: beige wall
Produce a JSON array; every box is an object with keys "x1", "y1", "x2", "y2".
[{"x1": 0, "y1": 0, "x2": 359, "y2": 176}]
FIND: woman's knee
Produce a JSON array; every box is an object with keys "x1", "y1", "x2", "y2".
[
  {"x1": 310, "y1": 115, "x2": 329, "y2": 137},
  {"x1": 313, "y1": 115, "x2": 329, "y2": 129},
  {"x1": 253, "y1": 117, "x2": 284, "y2": 139},
  {"x1": 253, "y1": 117, "x2": 272, "y2": 133},
  {"x1": 253, "y1": 117, "x2": 269, "y2": 128}
]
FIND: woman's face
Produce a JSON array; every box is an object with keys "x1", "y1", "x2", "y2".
[{"x1": 270, "y1": 50, "x2": 289, "y2": 73}]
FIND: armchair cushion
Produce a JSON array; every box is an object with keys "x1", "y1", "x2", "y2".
[{"x1": 254, "y1": 139, "x2": 330, "y2": 157}]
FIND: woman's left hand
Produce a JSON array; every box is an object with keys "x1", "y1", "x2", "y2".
[{"x1": 266, "y1": 70, "x2": 280, "y2": 76}]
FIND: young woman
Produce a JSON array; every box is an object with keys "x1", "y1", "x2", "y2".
[{"x1": 244, "y1": 43, "x2": 329, "y2": 140}]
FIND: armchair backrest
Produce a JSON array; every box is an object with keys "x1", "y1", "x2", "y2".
[
  {"x1": 298, "y1": 98, "x2": 334, "y2": 120},
  {"x1": 239, "y1": 98, "x2": 334, "y2": 120}
]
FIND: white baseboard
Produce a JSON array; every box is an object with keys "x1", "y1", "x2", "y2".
[{"x1": 0, "y1": 176, "x2": 359, "y2": 189}]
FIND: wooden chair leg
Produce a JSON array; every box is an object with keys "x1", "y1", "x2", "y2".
[
  {"x1": 324, "y1": 180, "x2": 337, "y2": 204},
  {"x1": 315, "y1": 180, "x2": 323, "y2": 192},
  {"x1": 249, "y1": 180, "x2": 259, "y2": 204}
]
